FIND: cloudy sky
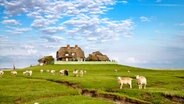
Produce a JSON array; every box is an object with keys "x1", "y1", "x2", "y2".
[{"x1": 0, "y1": 0, "x2": 184, "y2": 69}]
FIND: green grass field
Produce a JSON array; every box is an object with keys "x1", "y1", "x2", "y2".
[{"x1": 0, "y1": 64, "x2": 184, "y2": 104}]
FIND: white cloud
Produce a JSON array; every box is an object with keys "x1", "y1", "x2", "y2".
[
  {"x1": 62, "y1": 15, "x2": 134, "y2": 42},
  {"x1": 41, "y1": 35, "x2": 65, "y2": 42},
  {"x1": 140, "y1": 16, "x2": 151, "y2": 22},
  {"x1": 21, "y1": 45, "x2": 35, "y2": 49},
  {"x1": 178, "y1": 23, "x2": 184, "y2": 26},
  {"x1": 1, "y1": 0, "x2": 133, "y2": 40},
  {"x1": 27, "y1": 49, "x2": 37, "y2": 55},
  {"x1": 2, "y1": 19, "x2": 20, "y2": 25},
  {"x1": 31, "y1": 18, "x2": 57, "y2": 28},
  {"x1": 0, "y1": 35, "x2": 8, "y2": 42},
  {"x1": 120, "y1": 1, "x2": 128, "y2": 4},
  {"x1": 6, "y1": 27, "x2": 31, "y2": 34},
  {"x1": 41, "y1": 26, "x2": 65, "y2": 34}
]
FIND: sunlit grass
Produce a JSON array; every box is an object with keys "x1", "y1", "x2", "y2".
[{"x1": 0, "y1": 64, "x2": 183, "y2": 104}]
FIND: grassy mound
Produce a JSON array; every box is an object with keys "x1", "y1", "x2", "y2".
[{"x1": 0, "y1": 64, "x2": 183, "y2": 104}]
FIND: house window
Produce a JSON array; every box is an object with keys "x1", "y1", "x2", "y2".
[
  {"x1": 65, "y1": 53, "x2": 69, "y2": 56},
  {"x1": 72, "y1": 53, "x2": 75, "y2": 56}
]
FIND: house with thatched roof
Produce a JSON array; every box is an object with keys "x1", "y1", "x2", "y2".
[
  {"x1": 86, "y1": 51, "x2": 110, "y2": 61},
  {"x1": 56, "y1": 45, "x2": 85, "y2": 61}
]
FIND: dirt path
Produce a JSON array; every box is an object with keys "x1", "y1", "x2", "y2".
[
  {"x1": 22, "y1": 77, "x2": 184, "y2": 104},
  {"x1": 46, "y1": 79, "x2": 150, "y2": 104}
]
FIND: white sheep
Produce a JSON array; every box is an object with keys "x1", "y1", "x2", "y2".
[
  {"x1": 23, "y1": 71, "x2": 27, "y2": 75},
  {"x1": 73, "y1": 69, "x2": 79, "y2": 77},
  {"x1": 59, "y1": 70, "x2": 65, "y2": 75},
  {"x1": 114, "y1": 69, "x2": 118, "y2": 72},
  {"x1": 46, "y1": 70, "x2": 50, "y2": 72},
  {"x1": 0, "y1": 70, "x2": 4, "y2": 76},
  {"x1": 11, "y1": 71, "x2": 17, "y2": 75},
  {"x1": 84, "y1": 70, "x2": 87, "y2": 74},
  {"x1": 28, "y1": 70, "x2": 32, "y2": 76},
  {"x1": 50, "y1": 70, "x2": 55, "y2": 74},
  {"x1": 79, "y1": 70, "x2": 84, "y2": 77},
  {"x1": 136, "y1": 75, "x2": 147, "y2": 89},
  {"x1": 23, "y1": 70, "x2": 32, "y2": 76},
  {"x1": 117, "y1": 77, "x2": 133, "y2": 89},
  {"x1": 40, "y1": 69, "x2": 44, "y2": 73}
]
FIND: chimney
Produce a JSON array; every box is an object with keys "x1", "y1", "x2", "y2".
[
  {"x1": 75, "y1": 45, "x2": 78, "y2": 48},
  {"x1": 66, "y1": 44, "x2": 70, "y2": 49}
]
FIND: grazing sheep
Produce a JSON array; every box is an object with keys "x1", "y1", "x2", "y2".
[
  {"x1": 128, "y1": 70, "x2": 130, "y2": 73},
  {"x1": 11, "y1": 71, "x2": 17, "y2": 75},
  {"x1": 136, "y1": 75, "x2": 147, "y2": 89},
  {"x1": 117, "y1": 77, "x2": 133, "y2": 89},
  {"x1": 50, "y1": 70, "x2": 55, "y2": 74},
  {"x1": 23, "y1": 71, "x2": 27, "y2": 75},
  {"x1": 114, "y1": 69, "x2": 118, "y2": 72},
  {"x1": 23, "y1": 70, "x2": 32, "y2": 76},
  {"x1": 73, "y1": 69, "x2": 79, "y2": 77},
  {"x1": 0, "y1": 70, "x2": 4, "y2": 76},
  {"x1": 79, "y1": 70, "x2": 84, "y2": 77},
  {"x1": 64, "y1": 70, "x2": 69, "y2": 76},
  {"x1": 84, "y1": 70, "x2": 87, "y2": 74},
  {"x1": 40, "y1": 69, "x2": 44, "y2": 73},
  {"x1": 59, "y1": 70, "x2": 65, "y2": 75}
]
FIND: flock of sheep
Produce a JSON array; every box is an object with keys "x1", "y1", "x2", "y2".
[
  {"x1": 117, "y1": 75, "x2": 147, "y2": 89},
  {"x1": 0, "y1": 69, "x2": 87, "y2": 77},
  {"x1": 0, "y1": 69, "x2": 147, "y2": 89},
  {"x1": 39, "y1": 69, "x2": 87, "y2": 77}
]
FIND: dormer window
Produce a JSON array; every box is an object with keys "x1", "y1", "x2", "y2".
[
  {"x1": 65, "y1": 53, "x2": 69, "y2": 56},
  {"x1": 72, "y1": 53, "x2": 75, "y2": 56}
]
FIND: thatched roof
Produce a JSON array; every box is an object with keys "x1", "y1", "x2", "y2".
[
  {"x1": 38, "y1": 56, "x2": 54, "y2": 65},
  {"x1": 56, "y1": 45, "x2": 85, "y2": 60},
  {"x1": 86, "y1": 51, "x2": 110, "y2": 61}
]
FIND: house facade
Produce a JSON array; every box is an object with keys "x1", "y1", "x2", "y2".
[{"x1": 56, "y1": 45, "x2": 85, "y2": 61}]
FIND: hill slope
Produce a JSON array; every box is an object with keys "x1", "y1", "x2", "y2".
[{"x1": 0, "y1": 64, "x2": 184, "y2": 104}]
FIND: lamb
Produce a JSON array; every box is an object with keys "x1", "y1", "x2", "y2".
[
  {"x1": 73, "y1": 69, "x2": 79, "y2": 77},
  {"x1": 64, "y1": 70, "x2": 69, "y2": 76},
  {"x1": 59, "y1": 69, "x2": 69, "y2": 76},
  {"x1": 50, "y1": 70, "x2": 55, "y2": 74},
  {"x1": 84, "y1": 70, "x2": 87, "y2": 74},
  {"x1": 117, "y1": 77, "x2": 133, "y2": 89},
  {"x1": 79, "y1": 70, "x2": 84, "y2": 77},
  {"x1": 136, "y1": 75, "x2": 147, "y2": 89},
  {"x1": 11, "y1": 71, "x2": 17, "y2": 75},
  {"x1": 23, "y1": 70, "x2": 32, "y2": 76},
  {"x1": 40, "y1": 69, "x2": 44, "y2": 73},
  {"x1": 0, "y1": 70, "x2": 4, "y2": 76},
  {"x1": 59, "y1": 70, "x2": 65, "y2": 75}
]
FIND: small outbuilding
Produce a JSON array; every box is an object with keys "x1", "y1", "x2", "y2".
[
  {"x1": 86, "y1": 51, "x2": 110, "y2": 61},
  {"x1": 38, "y1": 56, "x2": 54, "y2": 65}
]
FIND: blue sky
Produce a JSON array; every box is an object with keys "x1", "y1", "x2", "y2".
[{"x1": 0, "y1": 0, "x2": 184, "y2": 69}]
